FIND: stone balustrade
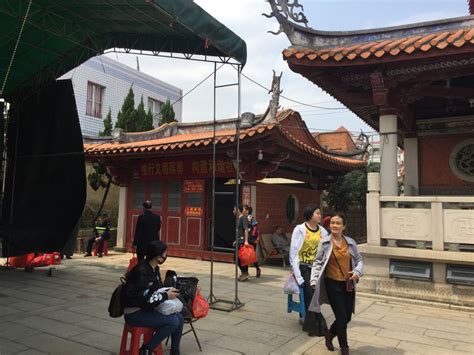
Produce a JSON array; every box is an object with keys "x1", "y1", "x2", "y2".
[{"x1": 367, "y1": 173, "x2": 474, "y2": 252}]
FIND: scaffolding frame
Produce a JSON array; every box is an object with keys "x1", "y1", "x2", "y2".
[{"x1": 207, "y1": 62, "x2": 244, "y2": 312}]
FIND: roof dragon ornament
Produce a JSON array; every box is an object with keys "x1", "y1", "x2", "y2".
[{"x1": 263, "y1": 0, "x2": 309, "y2": 35}]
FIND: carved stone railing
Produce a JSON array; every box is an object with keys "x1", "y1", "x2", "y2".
[{"x1": 367, "y1": 173, "x2": 474, "y2": 252}]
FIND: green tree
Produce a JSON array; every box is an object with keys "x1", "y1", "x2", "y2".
[
  {"x1": 115, "y1": 86, "x2": 137, "y2": 132},
  {"x1": 146, "y1": 109, "x2": 154, "y2": 129},
  {"x1": 87, "y1": 162, "x2": 114, "y2": 225},
  {"x1": 324, "y1": 169, "x2": 368, "y2": 213},
  {"x1": 135, "y1": 96, "x2": 146, "y2": 131},
  {"x1": 99, "y1": 107, "x2": 112, "y2": 136},
  {"x1": 159, "y1": 98, "x2": 176, "y2": 125}
]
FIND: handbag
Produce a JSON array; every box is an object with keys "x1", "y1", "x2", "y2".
[
  {"x1": 283, "y1": 273, "x2": 300, "y2": 294},
  {"x1": 332, "y1": 240, "x2": 354, "y2": 292},
  {"x1": 303, "y1": 311, "x2": 328, "y2": 337}
]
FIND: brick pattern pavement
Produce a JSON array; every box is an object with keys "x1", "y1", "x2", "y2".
[{"x1": 0, "y1": 253, "x2": 473, "y2": 354}]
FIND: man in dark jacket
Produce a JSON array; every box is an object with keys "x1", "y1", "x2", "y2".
[{"x1": 133, "y1": 201, "x2": 161, "y2": 261}]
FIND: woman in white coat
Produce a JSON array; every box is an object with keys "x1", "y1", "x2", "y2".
[
  {"x1": 309, "y1": 214, "x2": 363, "y2": 355},
  {"x1": 289, "y1": 204, "x2": 328, "y2": 319}
]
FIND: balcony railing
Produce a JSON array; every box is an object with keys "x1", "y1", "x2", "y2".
[{"x1": 367, "y1": 173, "x2": 474, "y2": 252}]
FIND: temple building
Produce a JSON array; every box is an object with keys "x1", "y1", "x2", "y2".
[
  {"x1": 267, "y1": 0, "x2": 474, "y2": 305},
  {"x1": 84, "y1": 109, "x2": 364, "y2": 261}
]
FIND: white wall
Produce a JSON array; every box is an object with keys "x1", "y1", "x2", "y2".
[{"x1": 59, "y1": 55, "x2": 183, "y2": 137}]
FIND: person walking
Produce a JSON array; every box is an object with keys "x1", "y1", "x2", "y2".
[
  {"x1": 289, "y1": 204, "x2": 328, "y2": 320},
  {"x1": 123, "y1": 240, "x2": 183, "y2": 355},
  {"x1": 243, "y1": 205, "x2": 261, "y2": 278},
  {"x1": 133, "y1": 201, "x2": 161, "y2": 261},
  {"x1": 309, "y1": 214, "x2": 363, "y2": 355}
]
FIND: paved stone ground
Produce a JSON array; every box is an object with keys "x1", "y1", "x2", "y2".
[{"x1": 0, "y1": 253, "x2": 473, "y2": 355}]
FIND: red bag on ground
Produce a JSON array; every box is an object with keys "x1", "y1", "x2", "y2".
[
  {"x1": 8, "y1": 253, "x2": 35, "y2": 268},
  {"x1": 192, "y1": 288, "x2": 209, "y2": 319},
  {"x1": 127, "y1": 253, "x2": 138, "y2": 272},
  {"x1": 238, "y1": 245, "x2": 257, "y2": 266},
  {"x1": 29, "y1": 252, "x2": 61, "y2": 268}
]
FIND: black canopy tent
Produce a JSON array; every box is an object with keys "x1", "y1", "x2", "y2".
[{"x1": 0, "y1": 0, "x2": 247, "y2": 257}]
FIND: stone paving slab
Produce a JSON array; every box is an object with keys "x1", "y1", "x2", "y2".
[{"x1": 1, "y1": 253, "x2": 473, "y2": 354}]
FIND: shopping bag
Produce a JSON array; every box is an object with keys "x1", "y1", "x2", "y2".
[
  {"x1": 238, "y1": 245, "x2": 257, "y2": 266},
  {"x1": 156, "y1": 297, "x2": 183, "y2": 315},
  {"x1": 127, "y1": 253, "x2": 138, "y2": 272},
  {"x1": 192, "y1": 288, "x2": 209, "y2": 319},
  {"x1": 283, "y1": 273, "x2": 300, "y2": 294},
  {"x1": 29, "y1": 252, "x2": 61, "y2": 268},
  {"x1": 303, "y1": 311, "x2": 328, "y2": 337}
]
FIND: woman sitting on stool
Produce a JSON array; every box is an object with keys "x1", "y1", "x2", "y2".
[{"x1": 123, "y1": 240, "x2": 183, "y2": 355}]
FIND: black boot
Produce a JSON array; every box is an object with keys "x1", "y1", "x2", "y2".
[{"x1": 325, "y1": 330, "x2": 335, "y2": 351}]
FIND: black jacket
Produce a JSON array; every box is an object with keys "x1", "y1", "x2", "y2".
[
  {"x1": 133, "y1": 211, "x2": 161, "y2": 251},
  {"x1": 124, "y1": 261, "x2": 168, "y2": 310}
]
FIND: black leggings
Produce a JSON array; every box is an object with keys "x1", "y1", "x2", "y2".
[
  {"x1": 299, "y1": 265, "x2": 314, "y2": 313},
  {"x1": 237, "y1": 243, "x2": 260, "y2": 273},
  {"x1": 325, "y1": 278, "x2": 354, "y2": 348}
]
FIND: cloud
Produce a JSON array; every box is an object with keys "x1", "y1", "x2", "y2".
[{"x1": 104, "y1": 0, "x2": 464, "y2": 135}]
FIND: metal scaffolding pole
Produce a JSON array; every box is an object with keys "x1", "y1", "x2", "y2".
[{"x1": 207, "y1": 63, "x2": 244, "y2": 312}]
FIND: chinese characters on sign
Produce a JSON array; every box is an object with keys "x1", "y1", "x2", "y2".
[
  {"x1": 137, "y1": 158, "x2": 235, "y2": 179},
  {"x1": 185, "y1": 207, "x2": 203, "y2": 216},
  {"x1": 183, "y1": 180, "x2": 204, "y2": 193},
  {"x1": 242, "y1": 185, "x2": 251, "y2": 206}
]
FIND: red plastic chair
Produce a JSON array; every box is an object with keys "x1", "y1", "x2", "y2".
[
  {"x1": 119, "y1": 324, "x2": 163, "y2": 355},
  {"x1": 93, "y1": 241, "x2": 108, "y2": 256}
]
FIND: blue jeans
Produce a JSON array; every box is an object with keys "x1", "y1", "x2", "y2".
[{"x1": 124, "y1": 310, "x2": 184, "y2": 351}]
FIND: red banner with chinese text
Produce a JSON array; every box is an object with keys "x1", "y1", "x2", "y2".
[{"x1": 134, "y1": 157, "x2": 235, "y2": 180}]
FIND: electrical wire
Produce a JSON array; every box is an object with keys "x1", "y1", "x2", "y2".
[{"x1": 239, "y1": 71, "x2": 347, "y2": 110}]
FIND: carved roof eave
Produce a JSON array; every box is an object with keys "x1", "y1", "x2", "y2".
[{"x1": 274, "y1": 12, "x2": 474, "y2": 50}]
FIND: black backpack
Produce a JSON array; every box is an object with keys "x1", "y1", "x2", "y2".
[{"x1": 108, "y1": 276, "x2": 127, "y2": 318}]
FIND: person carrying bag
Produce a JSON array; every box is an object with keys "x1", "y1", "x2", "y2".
[{"x1": 308, "y1": 214, "x2": 363, "y2": 355}]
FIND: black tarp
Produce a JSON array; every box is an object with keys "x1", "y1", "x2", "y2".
[{"x1": 1, "y1": 80, "x2": 86, "y2": 257}]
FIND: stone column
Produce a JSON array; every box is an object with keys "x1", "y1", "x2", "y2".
[
  {"x1": 404, "y1": 137, "x2": 418, "y2": 196},
  {"x1": 115, "y1": 185, "x2": 128, "y2": 252},
  {"x1": 379, "y1": 113, "x2": 398, "y2": 196},
  {"x1": 367, "y1": 172, "x2": 381, "y2": 245}
]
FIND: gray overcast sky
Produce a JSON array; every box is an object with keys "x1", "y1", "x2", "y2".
[{"x1": 105, "y1": 0, "x2": 469, "y2": 134}]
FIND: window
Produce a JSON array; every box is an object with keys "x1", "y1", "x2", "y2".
[
  {"x1": 186, "y1": 192, "x2": 202, "y2": 207},
  {"x1": 449, "y1": 139, "x2": 474, "y2": 182},
  {"x1": 132, "y1": 181, "x2": 145, "y2": 209},
  {"x1": 389, "y1": 259, "x2": 432, "y2": 281},
  {"x1": 447, "y1": 264, "x2": 474, "y2": 285},
  {"x1": 285, "y1": 194, "x2": 298, "y2": 224},
  {"x1": 168, "y1": 181, "x2": 182, "y2": 212},
  {"x1": 151, "y1": 181, "x2": 163, "y2": 210},
  {"x1": 86, "y1": 82, "x2": 104, "y2": 118},
  {"x1": 148, "y1": 98, "x2": 162, "y2": 126}
]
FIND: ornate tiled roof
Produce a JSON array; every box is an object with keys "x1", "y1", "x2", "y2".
[
  {"x1": 283, "y1": 28, "x2": 474, "y2": 63},
  {"x1": 84, "y1": 110, "x2": 365, "y2": 169}
]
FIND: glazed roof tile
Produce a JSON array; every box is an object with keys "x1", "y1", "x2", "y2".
[
  {"x1": 283, "y1": 27, "x2": 474, "y2": 63},
  {"x1": 84, "y1": 110, "x2": 365, "y2": 169}
]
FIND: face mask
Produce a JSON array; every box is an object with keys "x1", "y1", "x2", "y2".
[{"x1": 157, "y1": 255, "x2": 167, "y2": 264}]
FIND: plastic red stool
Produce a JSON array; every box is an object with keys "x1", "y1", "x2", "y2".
[
  {"x1": 120, "y1": 324, "x2": 163, "y2": 355},
  {"x1": 93, "y1": 241, "x2": 108, "y2": 256}
]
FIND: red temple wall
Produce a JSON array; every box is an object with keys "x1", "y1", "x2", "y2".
[
  {"x1": 255, "y1": 183, "x2": 321, "y2": 235},
  {"x1": 418, "y1": 134, "x2": 473, "y2": 195}
]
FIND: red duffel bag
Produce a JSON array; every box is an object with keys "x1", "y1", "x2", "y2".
[
  {"x1": 238, "y1": 245, "x2": 257, "y2": 267},
  {"x1": 29, "y1": 252, "x2": 61, "y2": 268},
  {"x1": 8, "y1": 253, "x2": 35, "y2": 268}
]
